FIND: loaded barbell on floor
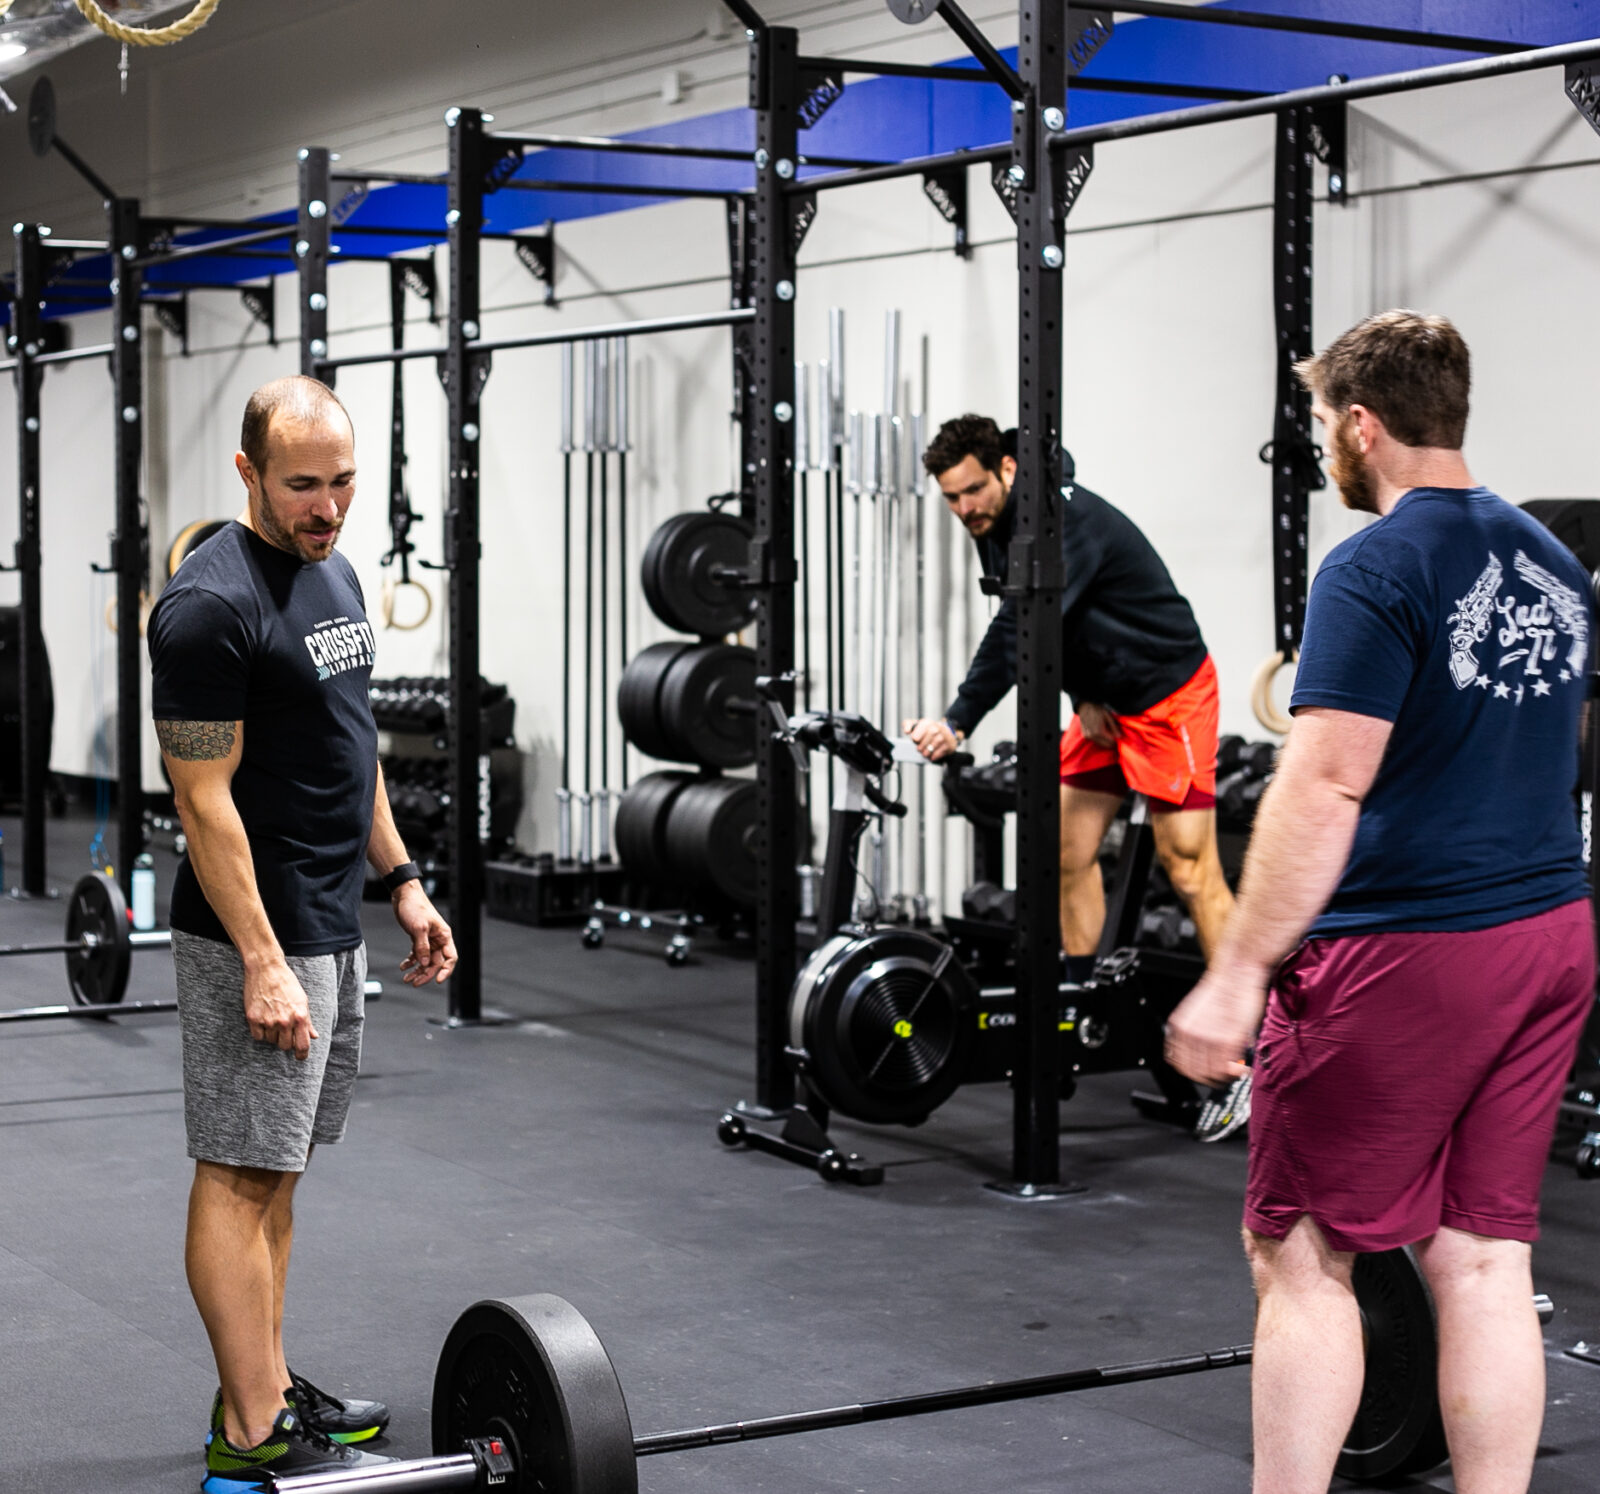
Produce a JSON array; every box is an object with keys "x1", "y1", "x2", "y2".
[
  {"x1": 266, "y1": 1250, "x2": 1554, "y2": 1492},
  {"x1": 0, "y1": 872, "x2": 382, "y2": 1022},
  {"x1": 0, "y1": 872, "x2": 173, "y2": 1018}
]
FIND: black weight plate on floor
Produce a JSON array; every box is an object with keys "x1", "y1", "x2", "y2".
[
  {"x1": 64, "y1": 873, "x2": 132, "y2": 1008},
  {"x1": 1336, "y1": 1247, "x2": 1447, "y2": 1480},
  {"x1": 658, "y1": 643, "x2": 757, "y2": 769},
  {"x1": 791, "y1": 929, "x2": 976, "y2": 1125},
  {"x1": 664, "y1": 777, "x2": 758, "y2": 907},
  {"x1": 617, "y1": 642, "x2": 691, "y2": 761},
  {"x1": 614, "y1": 771, "x2": 694, "y2": 887},
  {"x1": 640, "y1": 511, "x2": 757, "y2": 637},
  {"x1": 432, "y1": 1293, "x2": 637, "y2": 1494}
]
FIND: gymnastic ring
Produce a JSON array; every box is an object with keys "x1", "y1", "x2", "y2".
[
  {"x1": 1250, "y1": 650, "x2": 1297, "y2": 736},
  {"x1": 72, "y1": 0, "x2": 222, "y2": 48},
  {"x1": 105, "y1": 591, "x2": 152, "y2": 637},
  {"x1": 381, "y1": 576, "x2": 434, "y2": 632}
]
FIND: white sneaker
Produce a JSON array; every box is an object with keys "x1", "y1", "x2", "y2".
[{"x1": 1194, "y1": 1070, "x2": 1251, "y2": 1143}]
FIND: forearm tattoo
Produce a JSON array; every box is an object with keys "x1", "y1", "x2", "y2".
[{"x1": 156, "y1": 719, "x2": 237, "y2": 761}]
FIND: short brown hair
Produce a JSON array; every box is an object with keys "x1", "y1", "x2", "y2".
[
  {"x1": 923, "y1": 413, "x2": 1007, "y2": 479},
  {"x1": 241, "y1": 375, "x2": 352, "y2": 475},
  {"x1": 1294, "y1": 310, "x2": 1470, "y2": 449}
]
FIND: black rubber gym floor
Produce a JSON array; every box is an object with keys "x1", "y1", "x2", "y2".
[{"x1": 1, "y1": 811, "x2": 1597, "y2": 1493}]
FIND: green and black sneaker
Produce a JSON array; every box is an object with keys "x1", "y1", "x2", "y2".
[
  {"x1": 288, "y1": 1369, "x2": 391, "y2": 1444},
  {"x1": 202, "y1": 1405, "x2": 391, "y2": 1493}
]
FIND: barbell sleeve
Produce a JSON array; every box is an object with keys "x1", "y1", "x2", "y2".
[
  {"x1": 818, "y1": 357, "x2": 835, "y2": 463},
  {"x1": 270, "y1": 1452, "x2": 480, "y2": 1492},
  {"x1": 582, "y1": 340, "x2": 597, "y2": 453},
  {"x1": 883, "y1": 307, "x2": 900, "y2": 415},
  {"x1": 560, "y1": 342, "x2": 574, "y2": 454},
  {"x1": 613, "y1": 335, "x2": 629, "y2": 451},
  {"x1": 795, "y1": 361, "x2": 811, "y2": 472},
  {"x1": 829, "y1": 306, "x2": 845, "y2": 432}
]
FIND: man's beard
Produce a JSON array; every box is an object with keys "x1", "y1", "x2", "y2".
[
  {"x1": 1328, "y1": 413, "x2": 1379, "y2": 515},
  {"x1": 252, "y1": 488, "x2": 340, "y2": 560}
]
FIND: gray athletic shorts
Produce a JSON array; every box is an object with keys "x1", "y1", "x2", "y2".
[{"x1": 173, "y1": 930, "x2": 367, "y2": 1172}]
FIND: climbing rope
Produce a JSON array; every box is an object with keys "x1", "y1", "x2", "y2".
[{"x1": 72, "y1": 0, "x2": 221, "y2": 47}]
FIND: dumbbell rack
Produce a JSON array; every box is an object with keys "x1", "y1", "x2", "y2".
[{"x1": 369, "y1": 677, "x2": 522, "y2": 901}]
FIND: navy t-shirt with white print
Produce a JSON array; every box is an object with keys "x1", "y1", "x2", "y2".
[
  {"x1": 1291, "y1": 487, "x2": 1591, "y2": 937},
  {"x1": 148, "y1": 521, "x2": 379, "y2": 954}
]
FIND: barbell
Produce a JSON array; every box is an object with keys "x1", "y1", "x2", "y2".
[
  {"x1": 0, "y1": 872, "x2": 381, "y2": 1022},
  {"x1": 264, "y1": 1248, "x2": 1543, "y2": 1492},
  {"x1": 0, "y1": 872, "x2": 173, "y2": 1019}
]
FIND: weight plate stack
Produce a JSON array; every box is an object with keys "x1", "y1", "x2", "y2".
[
  {"x1": 617, "y1": 642, "x2": 757, "y2": 770},
  {"x1": 432, "y1": 1293, "x2": 638, "y2": 1494},
  {"x1": 663, "y1": 777, "x2": 758, "y2": 907},
  {"x1": 657, "y1": 643, "x2": 757, "y2": 770},
  {"x1": 790, "y1": 929, "x2": 978, "y2": 1125},
  {"x1": 65, "y1": 873, "x2": 133, "y2": 1008},
  {"x1": 616, "y1": 642, "x2": 692, "y2": 762},
  {"x1": 1335, "y1": 1247, "x2": 1447, "y2": 1480},
  {"x1": 640, "y1": 510, "x2": 757, "y2": 637},
  {"x1": 614, "y1": 771, "x2": 696, "y2": 887}
]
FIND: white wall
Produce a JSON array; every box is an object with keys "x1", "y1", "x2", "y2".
[{"x1": 4, "y1": 2, "x2": 1600, "y2": 910}]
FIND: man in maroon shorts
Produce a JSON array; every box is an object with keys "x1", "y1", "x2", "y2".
[{"x1": 1167, "y1": 310, "x2": 1594, "y2": 1492}]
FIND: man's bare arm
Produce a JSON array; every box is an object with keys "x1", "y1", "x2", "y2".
[
  {"x1": 157, "y1": 718, "x2": 282, "y2": 968},
  {"x1": 157, "y1": 719, "x2": 316, "y2": 1056},
  {"x1": 366, "y1": 760, "x2": 410, "y2": 877},
  {"x1": 1164, "y1": 706, "x2": 1392, "y2": 1086},
  {"x1": 1211, "y1": 707, "x2": 1393, "y2": 980},
  {"x1": 366, "y1": 760, "x2": 458, "y2": 986}
]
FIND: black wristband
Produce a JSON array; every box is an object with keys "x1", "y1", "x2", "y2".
[{"x1": 382, "y1": 860, "x2": 422, "y2": 894}]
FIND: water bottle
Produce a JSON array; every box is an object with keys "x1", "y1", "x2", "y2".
[{"x1": 132, "y1": 853, "x2": 156, "y2": 931}]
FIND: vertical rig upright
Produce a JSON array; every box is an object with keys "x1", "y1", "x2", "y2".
[
  {"x1": 111, "y1": 197, "x2": 146, "y2": 896},
  {"x1": 10, "y1": 225, "x2": 49, "y2": 896},
  {"x1": 1267, "y1": 107, "x2": 1320, "y2": 663},
  {"x1": 444, "y1": 107, "x2": 489, "y2": 1025},
  {"x1": 297, "y1": 148, "x2": 332, "y2": 378},
  {"x1": 1006, "y1": 1, "x2": 1068, "y2": 1190},
  {"x1": 749, "y1": 24, "x2": 801, "y2": 1110}
]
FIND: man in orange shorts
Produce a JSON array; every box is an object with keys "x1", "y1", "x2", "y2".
[{"x1": 904, "y1": 417, "x2": 1237, "y2": 1115}]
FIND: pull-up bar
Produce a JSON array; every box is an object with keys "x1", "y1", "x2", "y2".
[
  {"x1": 0, "y1": 342, "x2": 115, "y2": 375},
  {"x1": 487, "y1": 130, "x2": 885, "y2": 171},
  {"x1": 312, "y1": 305, "x2": 754, "y2": 374},
  {"x1": 795, "y1": 34, "x2": 1600, "y2": 195},
  {"x1": 1080, "y1": 1, "x2": 1529, "y2": 56}
]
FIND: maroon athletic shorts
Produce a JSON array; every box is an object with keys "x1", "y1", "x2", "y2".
[{"x1": 1245, "y1": 899, "x2": 1594, "y2": 1252}]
